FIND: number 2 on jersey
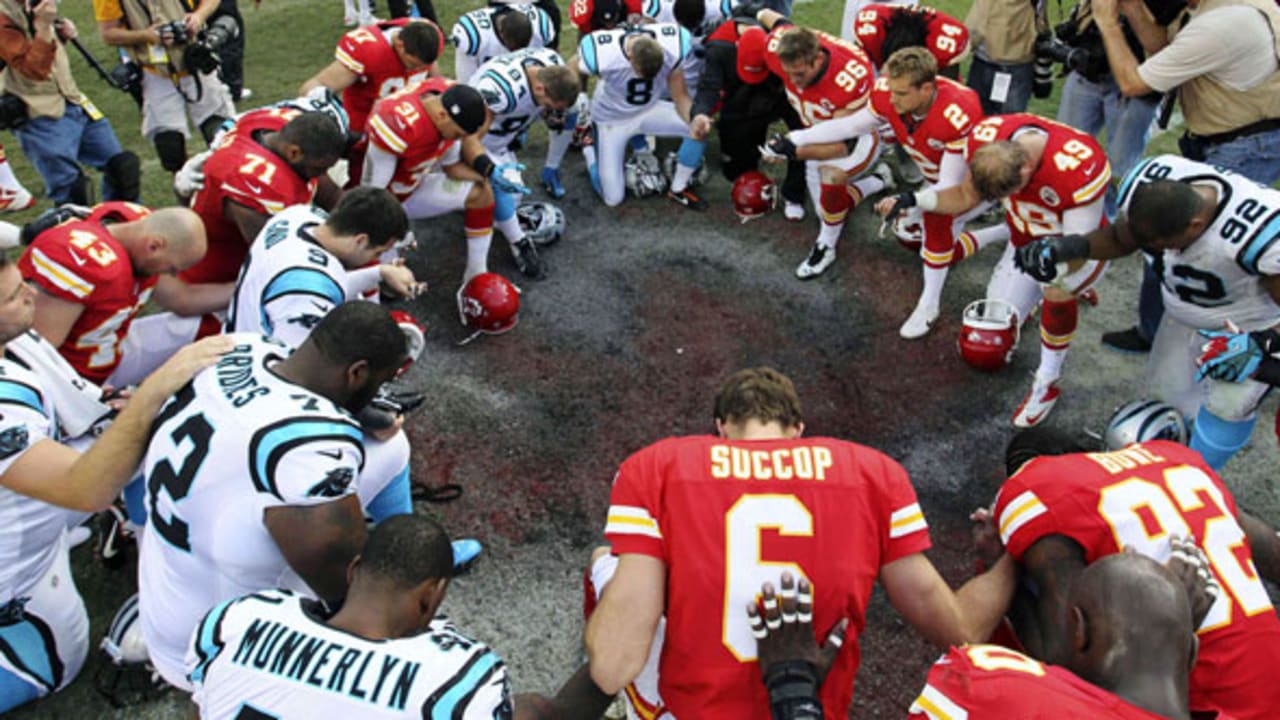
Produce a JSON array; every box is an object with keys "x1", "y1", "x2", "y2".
[
  {"x1": 148, "y1": 384, "x2": 215, "y2": 552},
  {"x1": 1097, "y1": 465, "x2": 1272, "y2": 632},
  {"x1": 723, "y1": 494, "x2": 813, "y2": 660}
]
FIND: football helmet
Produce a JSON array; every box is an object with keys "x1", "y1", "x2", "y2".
[
  {"x1": 958, "y1": 299, "x2": 1020, "y2": 372},
  {"x1": 890, "y1": 213, "x2": 924, "y2": 253},
  {"x1": 624, "y1": 151, "x2": 667, "y2": 198},
  {"x1": 388, "y1": 310, "x2": 425, "y2": 376},
  {"x1": 1103, "y1": 399, "x2": 1189, "y2": 450},
  {"x1": 731, "y1": 170, "x2": 777, "y2": 222},
  {"x1": 457, "y1": 273, "x2": 521, "y2": 343},
  {"x1": 95, "y1": 594, "x2": 170, "y2": 708},
  {"x1": 296, "y1": 86, "x2": 353, "y2": 139},
  {"x1": 516, "y1": 202, "x2": 566, "y2": 246},
  {"x1": 662, "y1": 150, "x2": 710, "y2": 189}
]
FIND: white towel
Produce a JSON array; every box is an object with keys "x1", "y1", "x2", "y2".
[{"x1": 7, "y1": 331, "x2": 113, "y2": 440}]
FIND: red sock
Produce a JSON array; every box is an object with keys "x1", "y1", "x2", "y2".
[
  {"x1": 921, "y1": 212, "x2": 955, "y2": 269},
  {"x1": 464, "y1": 204, "x2": 495, "y2": 236},
  {"x1": 1040, "y1": 297, "x2": 1078, "y2": 351},
  {"x1": 819, "y1": 182, "x2": 852, "y2": 226}
]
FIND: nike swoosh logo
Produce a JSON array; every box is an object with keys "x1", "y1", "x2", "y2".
[
  {"x1": 67, "y1": 249, "x2": 88, "y2": 266},
  {"x1": 220, "y1": 182, "x2": 251, "y2": 196},
  {"x1": 316, "y1": 448, "x2": 344, "y2": 460},
  {"x1": 244, "y1": 182, "x2": 264, "y2": 195},
  {"x1": 1021, "y1": 410, "x2": 1048, "y2": 426}
]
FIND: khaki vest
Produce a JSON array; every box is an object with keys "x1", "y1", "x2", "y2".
[
  {"x1": 116, "y1": 0, "x2": 194, "y2": 70},
  {"x1": 965, "y1": 0, "x2": 1046, "y2": 64},
  {"x1": 1175, "y1": 0, "x2": 1280, "y2": 136},
  {"x1": 0, "y1": 0, "x2": 84, "y2": 119}
]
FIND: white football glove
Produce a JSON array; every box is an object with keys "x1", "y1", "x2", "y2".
[{"x1": 174, "y1": 150, "x2": 212, "y2": 198}]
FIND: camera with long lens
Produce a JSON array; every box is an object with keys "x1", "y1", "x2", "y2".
[
  {"x1": 183, "y1": 15, "x2": 239, "y2": 75},
  {"x1": 1034, "y1": 25, "x2": 1095, "y2": 75},
  {"x1": 157, "y1": 19, "x2": 189, "y2": 46}
]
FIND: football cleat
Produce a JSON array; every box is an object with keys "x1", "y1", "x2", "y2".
[
  {"x1": 795, "y1": 244, "x2": 836, "y2": 280},
  {"x1": 96, "y1": 500, "x2": 136, "y2": 571},
  {"x1": 1012, "y1": 378, "x2": 1061, "y2": 428},
  {"x1": 510, "y1": 238, "x2": 547, "y2": 280},
  {"x1": 0, "y1": 186, "x2": 34, "y2": 214},
  {"x1": 540, "y1": 166, "x2": 566, "y2": 199},
  {"x1": 452, "y1": 539, "x2": 483, "y2": 575},
  {"x1": 667, "y1": 188, "x2": 708, "y2": 211},
  {"x1": 899, "y1": 303, "x2": 940, "y2": 340},
  {"x1": 868, "y1": 161, "x2": 897, "y2": 195},
  {"x1": 784, "y1": 201, "x2": 805, "y2": 222},
  {"x1": 662, "y1": 150, "x2": 710, "y2": 188}
]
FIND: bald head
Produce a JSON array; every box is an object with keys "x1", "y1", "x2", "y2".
[
  {"x1": 120, "y1": 207, "x2": 208, "y2": 277},
  {"x1": 970, "y1": 141, "x2": 1029, "y2": 201},
  {"x1": 1067, "y1": 553, "x2": 1196, "y2": 693}
]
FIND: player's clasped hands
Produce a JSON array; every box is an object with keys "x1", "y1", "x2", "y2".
[
  {"x1": 1164, "y1": 536, "x2": 1220, "y2": 627},
  {"x1": 379, "y1": 259, "x2": 426, "y2": 299},
  {"x1": 1196, "y1": 321, "x2": 1263, "y2": 382},
  {"x1": 490, "y1": 163, "x2": 531, "y2": 195}
]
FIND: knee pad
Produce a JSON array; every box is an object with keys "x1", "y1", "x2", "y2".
[
  {"x1": 153, "y1": 131, "x2": 187, "y2": 173},
  {"x1": 199, "y1": 115, "x2": 228, "y2": 145},
  {"x1": 103, "y1": 151, "x2": 141, "y2": 202},
  {"x1": 65, "y1": 171, "x2": 93, "y2": 206}
]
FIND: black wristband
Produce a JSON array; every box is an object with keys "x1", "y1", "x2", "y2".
[
  {"x1": 472, "y1": 153, "x2": 495, "y2": 178},
  {"x1": 763, "y1": 661, "x2": 823, "y2": 720},
  {"x1": 1055, "y1": 233, "x2": 1091, "y2": 262}
]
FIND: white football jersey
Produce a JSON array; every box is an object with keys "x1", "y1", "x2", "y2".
[
  {"x1": 188, "y1": 589, "x2": 512, "y2": 720},
  {"x1": 452, "y1": 4, "x2": 558, "y2": 81},
  {"x1": 468, "y1": 47, "x2": 565, "y2": 153},
  {"x1": 578, "y1": 24, "x2": 692, "y2": 124},
  {"x1": 0, "y1": 348, "x2": 75, "y2": 602},
  {"x1": 226, "y1": 205, "x2": 352, "y2": 351},
  {"x1": 636, "y1": 0, "x2": 731, "y2": 88},
  {"x1": 139, "y1": 335, "x2": 366, "y2": 687},
  {"x1": 1118, "y1": 154, "x2": 1280, "y2": 330}
]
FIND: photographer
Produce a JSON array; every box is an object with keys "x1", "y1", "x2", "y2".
[
  {"x1": 964, "y1": 0, "x2": 1048, "y2": 114},
  {"x1": 1088, "y1": 0, "x2": 1280, "y2": 354},
  {"x1": 1041, "y1": 1, "x2": 1183, "y2": 197},
  {"x1": 94, "y1": 0, "x2": 236, "y2": 177},
  {"x1": 0, "y1": 0, "x2": 140, "y2": 205}
]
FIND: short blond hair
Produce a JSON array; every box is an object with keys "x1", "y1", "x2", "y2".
[
  {"x1": 630, "y1": 36, "x2": 665, "y2": 80},
  {"x1": 970, "y1": 141, "x2": 1028, "y2": 201},
  {"x1": 775, "y1": 27, "x2": 820, "y2": 65},
  {"x1": 539, "y1": 65, "x2": 579, "y2": 105},
  {"x1": 884, "y1": 46, "x2": 937, "y2": 87}
]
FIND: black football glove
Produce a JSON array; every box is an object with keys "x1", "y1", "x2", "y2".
[
  {"x1": 1013, "y1": 234, "x2": 1091, "y2": 283},
  {"x1": 882, "y1": 192, "x2": 917, "y2": 224},
  {"x1": 766, "y1": 133, "x2": 798, "y2": 161},
  {"x1": 21, "y1": 204, "x2": 91, "y2": 246}
]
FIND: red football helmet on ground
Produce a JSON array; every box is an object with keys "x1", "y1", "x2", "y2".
[
  {"x1": 387, "y1": 310, "x2": 426, "y2": 375},
  {"x1": 732, "y1": 171, "x2": 777, "y2": 223},
  {"x1": 958, "y1": 298, "x2": 1019, "y2": 372},
  {"x1": 457, "y1": 273, "x2": 521, "y2": 343}
]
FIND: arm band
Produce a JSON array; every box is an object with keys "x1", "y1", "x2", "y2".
[
  {"x1": 472, "y1": 153, "x2": 495, "y2": 178},
  {"x1": 763, "y1": 661, "x2": 824, "y2": 720}
]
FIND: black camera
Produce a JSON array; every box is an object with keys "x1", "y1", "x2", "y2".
[
  {"x1": 108, "y1": 60, "x2": 142, "y2": 95},
  {"x1": 157, "y1": 19, "x2": 190, "y2": 46},
  {"x1": 183, "y1": 15, "x2": 239, "y2": 75},
  {"x1": 0, "y1": 94, "x2": 27, "y2": 131},
  {"x1": 1034, "y1": 25, "x2": 1095, "y2": 75}
]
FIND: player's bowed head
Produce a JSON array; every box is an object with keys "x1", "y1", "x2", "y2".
[{"x1": 713, "y1": 367, "x2": 806, "y2": 441}]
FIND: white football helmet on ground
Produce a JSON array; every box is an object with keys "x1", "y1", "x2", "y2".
[{"x1": 625, "y1": 151, "x2": 667, "y2": 198}]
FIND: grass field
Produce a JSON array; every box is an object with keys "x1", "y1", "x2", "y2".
[{"x1": 4, "y1": 0, "x2": 1204, "y2": 718}]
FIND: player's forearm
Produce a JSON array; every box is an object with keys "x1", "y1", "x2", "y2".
[
  {"x1": 584, "y1": 610, "x2": 652, "y2": 694},
  {"x1": 346, "y1": 266, "x2": 382, "y2": 299},
  {"x1": 1084, "y1": 222, "x2": 1138, "y2": 261},
  {"x1": 301, "y1": 63, "x2": 358, "y2": 94},
  {"x1": 97, "y1": 23, "x2": 153, "y2": 48},
  {"x1": 789, "y1": 111, "x2": 878, "y2": 147},
  {"x1": 951, "y1": 554, "x2": 1017, "y2": 645},
  {"x1": 62, "y1": 378, "x2": 174, "y2": 511},
  {"x1": 1239, "y1": 511, "x2": 1280, "y2": 584},
  {"x1": 916, "y1": 183, "x2": 981, "y2": 217},
  {"x1": 155, "y1": 280, "x2": 234, "y2": 317},
  {"x1": 1120, "y1": 3, "x2": 1168, "y2": 56},
  {"x1": 514, "y1": 665, "x2": 614, "y2": 720},
  {"x1": 796, "y1": 141, "x2": 854, "y2": 162}
]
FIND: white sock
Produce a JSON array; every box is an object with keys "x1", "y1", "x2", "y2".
[
  {"x1": 1036, "y1": 348, "x2": 1067, "y2": 386},
  {"x1": 816, "y1": 223, "x2": 842, "y2": 249},
  {"x1": 850, "y1": 175, "x2": 885, "y2": 203},
  {"x1": 464, "y1": 234, "x2": 491, "y2": 282},
  {"x1": 495, "y1": 216, "x2": 522, "y2": 244},
  {"x1": 918, "y1": 265, "x2": 947, "y2": 312},
  {"x1": 546, "y1": 129, "x2": 572, "y2": 169},
  {"x1": 0, "y1": 157, "x2": 20, "y2": 190},
  {"x1": 670, "y1": 164, "x2": 695, "y2": 194},
  {"x1": 967, "y1": 223, "x2": 1009, "y2": 250}
]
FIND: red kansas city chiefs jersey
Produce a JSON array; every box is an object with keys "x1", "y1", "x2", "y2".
[
  {"x1": 569, "y1": 0, "x2": 643, "y2": 33},
  {"x1": 367, "y1": 76, "x2": 455, "y2": 201},
  {"x1": 852, "y1": 5, "x2": 969, "y2": 69},
  {"x1": 604, "y1": 435, "x2": 931, "y2": 720},
  {"x1": 994, "y1": 441, "x2": 1280, "y2": 720},
  {"x1": 909, "y1": 645, "x2": 1182, "y2": 720},
  {"x1": 187, "y1": 118, "x2": 318, "y2": 285},
  {"x1": 335, "y1": 18, "x2": 440, "y2": 134},
  {"x1": 19, "y1": 202, "x2": 155, "y2": 383},
  {"x1": 764, "y1": 26, "x2": 874, "y2": 126},
  {"x1": 869, "y1": 75, "x2": 982, "y2": 184},
  {"x1": 964, "y1": 113, "x2": 1110, "y2": 247}
]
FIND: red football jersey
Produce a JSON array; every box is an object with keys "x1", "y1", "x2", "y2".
[
  {"x1": 909, "y1": 645, "x2": 1181, "y2": 720},
  {"x1": 569, "y1": 0, "x2": 643, "y2": 33},
  {"x1": 964, "y1": 113, "x2": 1111, "y2": 247},
  {"x1": 366, "y1": 76, "x2": 455, "y2": 201},
  {"x1": 604, "y1": 435, "x2": 931, "y2": 720},
  {"x1": 851, "y1": 5, "x2": 969, "y2": 69},
  {"x1": 19, "y1": 203, "x2": 156, "y2": 383},
  {"x1": 994, "y1": 441, "x2": 1280, "y2": 720},
  {"x1": 764, "y1": 26, "x2": 875, "y2": 127},
  {"x1": 335, "y1": 18, "x2": 440, "y2": 134},
  {"x1": 212, "y1": 106, "x2": 301, "y2": 151},
  {"x1": 868, "y1": 75, "x2": 982, "y2": 184},
  {"x1": 187, "y1": 125, "x2": 318, "y2": 284}
]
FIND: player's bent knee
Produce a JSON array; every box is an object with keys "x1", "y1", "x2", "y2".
[
  {"x1": 467, "y1": 181, "x2": 494, "y2": 208},
  {"x1": 819, "y1": 165, "x2": 849, "y2": 185}
]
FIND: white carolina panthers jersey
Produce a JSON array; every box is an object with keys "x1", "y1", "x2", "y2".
[
  {"x1": 226, "y1": 205, "x2": 351, "y2": 351},
  {"x1": 0, "y1": 350, "x2": 73, "y2": 603},
  {"x1": 1118, "y1": 154, "x2": 1280, "y2": 330},
  {"x1": 188, "y1": 589, "x2": 512, "y2": 720},
  {"x1": 578, "y1": 23, "x2": 692, "y2": 124},
  {"x1": 468, "y1": 47, "x2": 565, "y2": 153},
  {"x1": 637, "y1": 0, "x2": 730, "y2": 88},
  {"x1": 452, "y1": 5, "x2": 557, "y2": 81},
  {"x1": 139, "y1": 335, "x2": 365, "y2": 687}
]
